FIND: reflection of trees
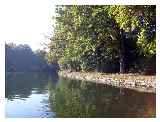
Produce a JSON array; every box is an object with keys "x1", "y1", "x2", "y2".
[
  {"x1": 6, "y1": 72, "x2": 156, "y2": 117},
  {"x1": 5, "y1": 72, "x2": 52, "y2": 100},
  {"x1": 48, "y1": 77, "x2": 156, "y2": 117},
  {"x1": 106, "y1": 89, "x2": 156, "y2": 117}
]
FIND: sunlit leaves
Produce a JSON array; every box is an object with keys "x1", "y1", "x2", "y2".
[
  {"x1": 47, "y1": 5, "x2": 156, "y2": 72},
  {"x1": 108, "y1": 5, "x2": 156, "y2": 56},
  {"x1": 137, "y1": 28, "x2": 156, "y2": 56}
]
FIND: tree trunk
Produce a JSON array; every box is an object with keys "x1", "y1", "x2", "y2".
[
  {"x1": 119, "y1": 29, "x2": 125, "y2": 73},
  {"x1": 119, "y1": 50, "x2": 125, "y2": 73},
  {"x1": 111, "y1": 25, "x2": 126, "y2": 73}
]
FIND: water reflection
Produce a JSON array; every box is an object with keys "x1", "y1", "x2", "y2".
[
  {"x1": 48, "y1": 77, "x2": 156, "y2": 118},
  {"x1": 5, "y1": 72, "x2": 57, "y2": 118},
  {"x1": 6, "y1": 72, "x2": 58, "y2": 100},
  {"x1": 6, "y1": 72, "x2": 156, "y2": 118}
]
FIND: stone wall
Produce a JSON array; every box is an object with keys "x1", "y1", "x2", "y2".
[{"x1": 59, "y1": 71, "x2": 156, "y2": 93}]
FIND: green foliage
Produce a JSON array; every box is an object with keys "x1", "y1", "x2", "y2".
[
  {"x1": 47, "y1": 5, "x2": 156, "y2": 74},
  {"x1": 137, "y1": 28, "x2": 156, "y2": 56},
  {"x1": 5, "y1": 43, "x2": 52, "y2": 72},
  {"x1": 108, "y1": 5, "x2": 156, "y2": 57}
]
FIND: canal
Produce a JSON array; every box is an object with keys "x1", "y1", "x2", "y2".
[{"x1": 5, "y1": 72, "x2": 156, "y2": 118}]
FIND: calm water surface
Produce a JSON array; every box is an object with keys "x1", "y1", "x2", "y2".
[{"x1": 5, "y1": 72, "x2": 156, "y2": 118}]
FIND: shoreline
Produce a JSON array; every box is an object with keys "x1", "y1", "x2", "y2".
[{"x1": 59, "y1": 71, "x2": 156, "y2": 93}]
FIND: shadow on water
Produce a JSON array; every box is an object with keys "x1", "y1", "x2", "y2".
[
  {"x1": 6, "y1": 72, "x2": 156, "y2": 118},
  {"x1": 48, "y1": 77, "x2": 156, "y2": 118}
]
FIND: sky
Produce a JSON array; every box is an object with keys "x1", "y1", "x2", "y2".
[{"x1": 0, "y1": 0, "x2": 55, "y2": 51}]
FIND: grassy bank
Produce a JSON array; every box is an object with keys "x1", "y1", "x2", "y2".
[{"x1": 59, "y1": 71, "x2": 156, "y2": 93}]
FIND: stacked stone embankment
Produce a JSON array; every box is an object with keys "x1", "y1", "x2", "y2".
[{"x1": 59, "y1": 71, "x2": 156, "y2": 93}]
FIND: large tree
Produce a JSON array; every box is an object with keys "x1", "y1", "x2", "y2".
[{"x1": 48, "y1": 5, "x2": 156, "y2": 74}]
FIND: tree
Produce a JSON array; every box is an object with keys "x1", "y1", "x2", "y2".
[
  {"x1": 47, "y1": 5, "x2": 156, "y2": 74},
  {"x1": 5, "y1": 43, "x2": 54, "y2": 72}
]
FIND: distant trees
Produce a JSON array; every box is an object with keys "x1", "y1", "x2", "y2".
[
  {"x1": 47, "y1": 5, "x2": 156, "y2": 74},
  {"x1": 5, "y1": 43, "x2": 58, "y2": 72}
]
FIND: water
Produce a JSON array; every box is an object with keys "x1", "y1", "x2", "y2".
[{"x1": 5, "y1": 72, "x2": 156, "y2": 118}]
